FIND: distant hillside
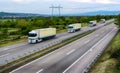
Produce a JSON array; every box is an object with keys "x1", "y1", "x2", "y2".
[
  {"x1": 0, "y1": 11, "x2": 120, "y2": 18},
  {"x1": 67, "y1": 11, "x2": 120, "y2": 16},
  {"x1": 0, "y1": 12, "x2": 48, "y2": 18}
]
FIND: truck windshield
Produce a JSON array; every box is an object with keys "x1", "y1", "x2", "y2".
[
  {"x1": 90, "y1": 22, "x2": 93, "y2": 24},
  {"x1": 28, "y1": 33, "x2": 37, "y2": 37},
  {"x1": 68, "y1": 26, "x2": 73, "y2": 28}
]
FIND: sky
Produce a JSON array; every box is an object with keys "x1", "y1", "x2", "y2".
[{"x1": 0, "y1": 0, "x2": 120, "y2": 15}]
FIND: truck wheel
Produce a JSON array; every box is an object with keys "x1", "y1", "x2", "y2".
[
  {"x1": 74, "y1": 30, "x2": 75, "y2": 32},
  {"x1": 36, "y1": 40, "x2": 38, "y2": 43},
  {"x1": 40, "y1": 39, "x2": 42, "y2": 42}
]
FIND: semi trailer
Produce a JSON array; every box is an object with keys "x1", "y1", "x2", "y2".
[
  {"x1": 28, "y1": 28, "x2": 56, "y2": 43},
  {"x1": 68, "y1": 23, "x2": 81, "y2": 33},
  {"x1": 89, "y1": 20, "x2": 97, "y2": 27}
]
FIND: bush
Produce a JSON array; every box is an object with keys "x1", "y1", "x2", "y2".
[{"x1": 110, "y1": 49, "x2": 120, "y2": 60}]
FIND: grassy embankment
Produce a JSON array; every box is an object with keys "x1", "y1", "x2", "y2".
[
  {"x1": 0, "y1": 28, "x2": 25, "y2": 47},
  {"x1": 0, "y1": 23, "x2": 88, "y2": 47},
  {"x1": 89, "y1": 32, "x2": 120, "y2": 73}
]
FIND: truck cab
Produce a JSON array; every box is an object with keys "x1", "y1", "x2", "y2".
[
  {"x1": 89, "y1": 21, "x2": 97, "y2": 27},
  {"x1": 68, "y1": 25, "x2": 74, "y2": 33},
  {"x1": 100, "y1": 19, "x2": 106, "y2": 23},
  {"x1": 28, "y1": 30, "x2": 41, "y2": 43}
]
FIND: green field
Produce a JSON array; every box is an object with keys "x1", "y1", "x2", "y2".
[
  {"x1": 89, "y1": 32, "x2": 120, "y2": 73},
  {"x1": 0, "y1": 28, "x2": 19, "y2": 32},
  {"x1": 0, "y1": 19, "x2": 16, "y2": 22}
]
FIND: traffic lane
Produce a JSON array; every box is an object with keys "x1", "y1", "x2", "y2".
[
  {"x1": 0, "y1": 42, "x2": 28, "y2": 52},
  {"x1": 0, "y1": 32, "x2": 67, "y2": 54},
  {"x1": 64, "y1": 26, "x2": 118, "y2": 73},
  {"x1": 10, "y1": 24, "x2": 115, "y2": 73},
  {"x1": 0, "y1": 27, "x2": 88, "y2": 56},
  {"x1": 0, "y1": 19, "x2": 113, "y2": 54},
  {"x1": 0, "y1": 24, "x2": 113, "y2": 65},
  {"x1": 36, "y1": 25, "x2": 114, "y2": 73},
  {"x1": 0, "y1": 31, "x2": 69, "y2": 53}
]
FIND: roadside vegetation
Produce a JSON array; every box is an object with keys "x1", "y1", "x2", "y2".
[
  {"x1": 89, "y1": 14, "x2": 120, "y2": 73},
  {"x1": 89, "y1": 32, "x2": 120, "y2": 73}
]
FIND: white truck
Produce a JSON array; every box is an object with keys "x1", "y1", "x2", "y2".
[
  {"x1": 68, "y1": 23, "x2": 81, "y2": 33},
  {"x1": 89, "y1": 20, "x2": 97, "y2": 27},
  {"x1": 28, "y1": 28, "x2": 56, "y2": 43},
  {"x1": 100, "y1": 19, "x2": 106, "y2": 23}
]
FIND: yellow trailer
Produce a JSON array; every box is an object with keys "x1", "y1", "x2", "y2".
[
  {"x1": 28, "y1": 28, "x2": 56, "y2": 43},
  {"x1": 68, "y1": 23, "x2": 81, "y2": 33}
]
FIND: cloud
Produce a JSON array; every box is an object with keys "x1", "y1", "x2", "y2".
[
  {"x1": 71, "y1": 0, "x2": 120, "y2": 4},
  {"x1": 11, "y1": 0, "x2": 120, "y2": 4},
  {"x1": 12, "y1": 0, "x2": 37, "y2": 3}
]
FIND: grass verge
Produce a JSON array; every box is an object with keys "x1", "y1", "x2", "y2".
[
  {"x1": 89, "y1": 32, "x2": 120, "y2": 73},
  {"x1": 0, "y1": 38, "x2": 27, "y2": 47},
  {"x1": 56, "y1": 29, "x2": 67, "y2": 34}
]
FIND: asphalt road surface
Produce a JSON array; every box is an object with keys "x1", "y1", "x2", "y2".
[{"x1": 10, "y1": 23, "x2": 118, "y2": 73}]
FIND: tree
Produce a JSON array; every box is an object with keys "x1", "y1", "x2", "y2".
[
  {"x1": 16, "y1": 19, "x2": 30, "y2": 35},
  {"x1": 79, "y1": 16, "x2": 89, "y2": 23},
  {"x1": 95, "y1": 15, "x2": 101, "y2": 22}
]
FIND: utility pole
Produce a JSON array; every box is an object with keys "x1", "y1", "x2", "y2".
[
  {"x1": 58, "y1": 5, "x2": 62, "y2": 16},
  {"x1": 49, "y1": 5, "x2": 54, "y2": 17},
  {"x1": 49, "y1": 5, "x2": 63, "y2": 17}
]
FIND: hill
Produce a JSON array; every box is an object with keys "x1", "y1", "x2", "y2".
[
  {"x1": 0, "y1": 11, "x2": 120, "y2": 18},
  {"x1": 67, "y1": 11, "x2": 120, "y2": 16},
  {"x1": 0, "y1": 12, "x2": 48, "y2": 18}
]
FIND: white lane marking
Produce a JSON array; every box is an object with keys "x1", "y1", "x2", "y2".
[
  {"x1": 0, "y1": 53, "x2": 10, "y2": 58},
  {"x1": 10, "y1": 45, "x2": 67, "y2": 73},
  {"x1": 84, "y1": 40, "x2": 90, "y2": 44},
  {"x1": 63, "y1": 28, "x2": 116, "y2": 73},
  {"x1": 0, "y1": 48, "x2": 10, "y2": 52},
  {"x1": 66, "y1": 49, "x2": 76, "y2": 55},
  {"x1": 3, "y1": 48, "x2": 10, "y2": 50},
  {"x1": 95, "y1": 34, "x2": 99, "y2": 37},
  {"x1": 36, "y1": 69, "x2": 44, "y2": 73},
  {"x1": 90, "y1": 49, "x2": 93, "y2": 52},
  {"x1": 63, "y1": 48, "x2": 90, "y2": 73}
]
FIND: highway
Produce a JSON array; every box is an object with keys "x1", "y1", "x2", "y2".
[
  {"x1": 0, "y1": 19, "x2": 114, "y2": 65},
  {"x1": 10, "y1": 23, "x2": 118, "y2": 73}
]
